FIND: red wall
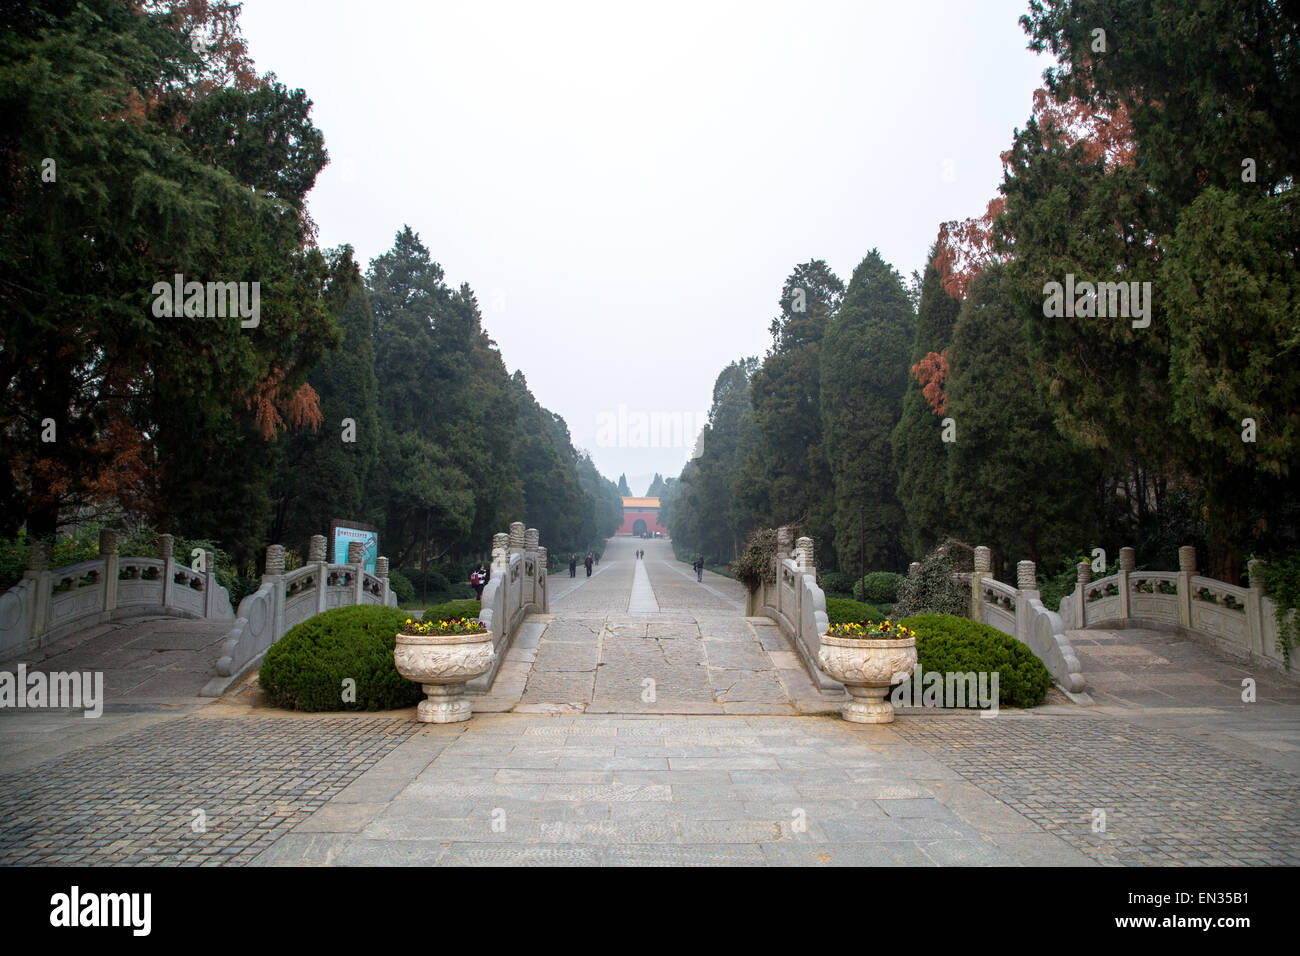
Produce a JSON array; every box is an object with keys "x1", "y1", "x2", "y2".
[{"x1": 617, "y1": 508, "x2": 669, "y2": 536}]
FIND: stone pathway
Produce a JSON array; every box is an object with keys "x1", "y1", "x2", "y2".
[
  {"x1": 2, "y1": 535, "x2": 1298, "y2": 867},
  {"x1": 0, "y1": 615, "x2": 231, "y2": 703},
  {"x1": 475, "y1": 538, "x2": 844, "y2": 715}
]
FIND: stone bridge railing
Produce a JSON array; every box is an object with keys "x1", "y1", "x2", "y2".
[
  {"x1": 747, "y1": 531, "x2": 838, "y2": 691},
  {"x1": 1057, "y1": 545, "x2": 1291, "y2": 674},
  {"x1": 468, "y1": 522, "x2": 548, "y2": 694},
  {"x1": 204, "y1": 535, "x2": 395, "y2": 695},
  {"x1": 0, "y1": 531, "x2": 233, "y2": 658},
  {"x1": 961, "y1": 546, "x2": 1086, "y2": 694}
]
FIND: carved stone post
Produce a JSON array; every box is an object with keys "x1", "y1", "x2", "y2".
[
  {"x1": 524, "y1": 528, "x2": 539, "y2": 552},
  {"x1": 491, "y1": 533, "x2": 510, "y2": 574},
  {"x1": 375, "y1": 556, "x2": 390, "y2": 606},
  {"x1": 1246, "y1": 558, "x2": 1267, "y2": 656},
  {"x1": 1014, "y1": 560, "x2": 1039, "y2": 646},
  {"x1": 310, "y1": 534, "x2": 329, "y2": 613},
  {"x1": 794, "y1": 537, "x2": 815, "y2": 574},
  {"x1": 265, "y1": 544, "x2": 286, "y2": 577},
  {"x1": 1177, "y1": 545, "x2": 1197, "y2": 628},
  {"x1": 1073, "y1": 561, "x2": 1092, "y2": 627},
  {"x1": 159, "y1": 534, "x2": 175, "y2": 608},
  {"x1": 1118, "y1": 546, "x2": 1136, "y2": 619},
  {"x1": 508, "y1": 522, "x2": 525, "y2": 554},
  {"x1": 971, "y1": 546, "x2": 992, "y2": 621},
  {"x1": 777, "y1": 526, "x2": 794, "y2": 561},
  {"x1": 202, "y1": 549, "x2": 218, "y2": 617},
  {"x1": 24, "y1": 542, "x2": 52, "y2": 642},
  {"x1": 346, "y1": 541, "x2": 365, "y2": 605},
  {"x1": 100, "y1": 530, "x2": 119, "y2": 615}
]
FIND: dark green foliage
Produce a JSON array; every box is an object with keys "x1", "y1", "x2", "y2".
[
  {"x1": 737, "y1": 262, "x2": 845, "y2": 562},
  {"x1": 818, "y1": 571, "x2": 855, "y2": 598},
  {"x1": 665, "y1": 359, "x2": 759, "y2": 563},
  {"x1": 258, "y1": 605, "x2": 420, "y2": 712},
  {"x1": 899, "y1": 614, "x2": 1053, "y2": 708},
  {"x1": 892, "y1": 251, "x2": 962, "y2": 559},
  {"x1": 854, "y1": 571, "x2": 904, "y2": 606},
  {"x1": 825, "y1": 598, "x2": 884, "y2": 625},
  {"x1": 895, "y1": 539, "x2": 973, "y2": 618},
  {"x1": 387, "y1": 569, "x2": 415, "y2": 605},
  {"x1": 820, "y1": 251, "x2": 913, "y2": 577},
  {"x1": 1262, "y1": 552, "x2": 1300, "y2": 669},
  {"x1": 944, "y1": 265, "x2": 1102, "y2": 575},
  {"x1": 422, "y1": 599, "x2": 482, "y2": 622}
]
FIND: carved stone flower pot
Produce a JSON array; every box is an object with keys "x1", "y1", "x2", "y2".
[
  {"x1": 816, "y1": 634, "x2": 918, "y2": 724},
  {"x1": 394, "y1": 631, "x2": 495, "y2": 723}
]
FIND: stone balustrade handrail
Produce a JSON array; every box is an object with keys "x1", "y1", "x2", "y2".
[
  {"x1": 468, "y1": 524, "x2": 548, "y2": 694},
  {"x1": 0, "y1": 534, "x2": 233, "y2": 658},
  {"x1": 1057, "y1": 546, "x2": 1291, "y2": 677}
]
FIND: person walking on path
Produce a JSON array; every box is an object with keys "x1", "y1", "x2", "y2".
[
  {"x1": 585, "y1": 553, "x2": 593, "y2": 577},
  {"x1": 470, "y1": 563, "x2": 488, "y2": 600},
  {"x1": 693, "y1": 556, "x2": 704, "y2": 582},
  {"x1": 569, "y1": 554, "x2": 577, "y2": 578}
]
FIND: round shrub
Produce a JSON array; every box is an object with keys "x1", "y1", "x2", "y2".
[
  {"x1": 854, "y1": 571, "x2": 904, "y2": 605},
  {"x1": 898, "y1": 613, "x2": 1053, "y2": 708},
  {"x1": 259, "y1": 605, "x2": 421, "y2": 712},
  {"x1": 387, "y1": 569, "x2": 415, "y2": 604},
  {"x1": 818, "y1": 570, "x2": 855, "y2": 597},
  {"x1": 825, "y1": 597, "x2": 884, "y2": 625}
]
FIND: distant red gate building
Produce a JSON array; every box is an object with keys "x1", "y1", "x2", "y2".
[{"x1": 617, "y1": 497, "x2": 669, "y2": 537}]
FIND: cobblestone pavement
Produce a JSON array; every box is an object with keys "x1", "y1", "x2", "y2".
[
  {"x1": 0, "y1": 711, "x2": 413, "y2": 865},
  {"x1": 893, "y1": 713, "x2": 1300, "y2": 866},
  {"x1": 480, "y1": 538, "x2": 844, "y2": 715},
  {"x1": 253, "y1": 712, "x2": 1095, "y2": 866}
]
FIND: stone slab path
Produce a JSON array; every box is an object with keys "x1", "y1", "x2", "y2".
[
  {"x1": 471, "y1": 538, "x2": 845, "y2": 716},
  {"x1": 2, "y1": 536, "x2": 1298, "y2": 867}
]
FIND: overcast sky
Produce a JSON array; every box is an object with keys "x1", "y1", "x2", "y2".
[{"x1": 239, "y1": 0, "x2": 1050, "y2": 496}]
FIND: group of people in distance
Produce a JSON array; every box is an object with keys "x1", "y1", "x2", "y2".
[
  {"x1": 568, "y1": 552, "x2": 594, "y2": 577},
  {"x1": 635, "y1": 549, "x2": 644, "y2": 559}
]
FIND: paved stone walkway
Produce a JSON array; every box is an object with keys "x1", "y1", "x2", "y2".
[
  {"x1": 473, "y1": 539, "x2": 844, "y2": 715},
  {"x1": 1, "y1": 535, "x2": 1297, "y2": 867},
  {"x1": 0, "y1": 615, "x2": 231, "y2": 702}
]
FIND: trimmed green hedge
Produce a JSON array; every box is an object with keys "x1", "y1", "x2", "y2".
[
  {"x1": 854, "y1": 571, "x2": 904, "y2": 605},
  {"x1": 898, "y1": 613, "x2": 1053, "y2": 708},
  {"x1": 259, "y1": 600, "x2": 484, "y2": 712},
  {"x1": 825, "y1": 598, "x2": 884, "y2": 625},
  {"x1": 259, "y1": 605, "x2": 418, "y2": 712}
]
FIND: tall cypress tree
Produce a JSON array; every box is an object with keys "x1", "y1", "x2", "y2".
[
  {"x1": 820, "y1": 250, "x2": 913, "y2": 575},
  {"x1": 944, "y1": 264, "x2": 1102, "y2": 576},
  {"x1": 892, "y1": 248, "x2": 963, "y2": 559}
]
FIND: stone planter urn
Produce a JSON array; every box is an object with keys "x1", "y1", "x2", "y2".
[
  {"x1": 816, "y1": 632, "x2": 918, "y2": 724},
  {"x1": 394, "y1": 630, "x2": 496, "y2": 723}
]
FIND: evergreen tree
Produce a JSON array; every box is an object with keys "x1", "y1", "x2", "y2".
[
  {"x1": 892, "y1": 248, "x2": 963, "y2": 559},
  {"x1": 617, "y1": 474, "x2": 631, "y2": 496},
  {"x1": 944, "y1": 264, "x2": 1102, "y2": 577},
  {"x1": 820, "y1": 251, "x2": 913, "y2": 576}
]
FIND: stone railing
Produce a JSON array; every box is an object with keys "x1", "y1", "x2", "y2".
[
  {"x1": 205, "y1": 535, "x2": 395, "y2": 695},
  {"x1": 468, "y1": 522, "x2": 548, "y2": 694},
  {"x1": 748, "y1": 532, "x2": 838, "y2": 691},
  {"x1": 0, "y1": 531, "x2": 233, "y2": 658},
  {"x1": 966, "y1": 546, "x2": 1085, "y2": 693},
  {"x1": 1057, "y1": 545, "x2": 1291, "y2": 674}
]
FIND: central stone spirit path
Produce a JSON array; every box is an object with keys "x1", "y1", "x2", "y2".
[{"x1": 478, "y1": 537, "x2": 843, "y2": 716}]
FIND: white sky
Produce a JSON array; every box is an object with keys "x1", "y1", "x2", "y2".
[{"x1": 239, "y1": 0, "x2": 1050, "y2": 496}]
